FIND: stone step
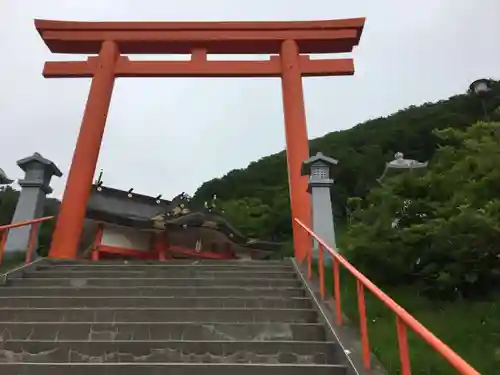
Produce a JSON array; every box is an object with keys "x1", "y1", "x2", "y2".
[
  {"x1": 7, "y1": 278, "x2": 301, "y2": 288},
  {"x1": 0, "y1": 322, "x2": 326, "y2": 341},
  {"x1": 0, "y1": 296, "x2": 312, "y2": 309},
  {"x1": 0, "y1": 286, "x2": 305, "y2": 298},
  {"x1": 36, "y1": 264, "x2": 295, "y2": 272},
  {"x1": 45, "y1": 260, "x2": 291, "y2": 266},
  {"x1": 0, "y1": 340, "x2": 340, "y2": 364},
  {"x1": 0, "y1": 307, "x2": 317, "y2": 323},
  {"x1": 0, "y1": 363, "x2": 347, "y2": 375},
  {"x1": 25, "y1": 270, "x2": 298, "y2": 279}
]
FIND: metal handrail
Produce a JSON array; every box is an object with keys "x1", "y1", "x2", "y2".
[
  {"x1": 0, "y1": 216, "x2": 55, "y2": 231},
  {"x1": 295, "y1": 218, "x2": 480, "y2": 375},
  {"x1": 0, "y1": 216, "x2": 55, "y2": 264}
]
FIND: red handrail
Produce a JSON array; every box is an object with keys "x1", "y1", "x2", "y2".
[
  {"x1": 295, "y1": 218, "x2": 480, "y2": 375},
  {"x1": 0, "y1": 216, "x2": 55, "y2": 231},
  {"x1": 0, "y1": 216, "x2": 55, "y2": 264}
]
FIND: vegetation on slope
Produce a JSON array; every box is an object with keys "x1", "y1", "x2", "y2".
[
  {"x1": 325, "y1": 266, "x2": 499, "y2": 375},
  {"x1": 347, "y1": 122, "x2": 500, "y2": 300},
  {"x1": 340, "y1": 121, "x2": 500, "y2": 374}
]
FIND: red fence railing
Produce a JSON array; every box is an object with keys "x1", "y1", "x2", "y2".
[
  {"x1": 0, "y1": 216, "x2": 55, "y2": 265},
  {"x1": 295, "y1": 218, "x2": 480, "y2": 375}
]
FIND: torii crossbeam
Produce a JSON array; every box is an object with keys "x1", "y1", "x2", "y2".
[{"x1": 35, "y1": 18, "x2": 365, "y2": 260}]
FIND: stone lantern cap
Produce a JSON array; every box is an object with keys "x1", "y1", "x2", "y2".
[
  {"x1": 0, "y1": 167, "x2": 13, "y2": 185},
  {"x1": 301, "y1": 152, "x2": 339, "y2": 176},
  {"x1": 17, "y1": 152, "x2": 62, "y2": 177}
]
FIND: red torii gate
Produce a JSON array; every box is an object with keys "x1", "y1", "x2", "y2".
[{"x1": 35, "y1": 18, "x2": 365, "y2": 260}]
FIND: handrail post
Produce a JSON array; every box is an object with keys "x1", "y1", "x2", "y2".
[
  {"x1": 357, "y1": 279, "x2": 371, "y2": 370},
  {"x1": 157, "y1": 233, "x2": 167, "y2": 261},
  {"x1": 397, "y1": 316, "x2": 412, "y2": 375},
  {"x1": 0, "y1": 229, "x2": 7, "y2": 265},
  {"x1": 333, "y1": 257, "x2": 343, "y2": 325},
  {"x1": 318, "y1": 243, "x2": 325, "y2": 299},
  {"x1": 25, "y1": 223, "x2": 40, "y2": 264},
  {"x1": 307, "y1": 233, "x2": 312, "y2": 279},
  {"x1": 91, "y1": 248, "x2": 100, "y2": 261},
  {"x1": 91, "y1": 224, "x2": 103, "y2": 261}
]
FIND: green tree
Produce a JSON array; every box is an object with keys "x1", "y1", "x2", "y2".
[
  {"x1": 221, "y1": 197, "x2": 272, "y2": 239},
  {"x1": 345, "y1": 122, "x2": 500, "y2": 300},
  {"x1": 0, "y1": 186, "x2": 19, "y2": 225}
]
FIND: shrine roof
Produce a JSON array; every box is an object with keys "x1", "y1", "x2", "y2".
[{"x1": 90, "y1": 185, "x2": 172, "y2": 206}]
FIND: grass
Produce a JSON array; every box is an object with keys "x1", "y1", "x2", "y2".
[{"x1": 317, "y1": 263, "x2": 499, "y2": 374}]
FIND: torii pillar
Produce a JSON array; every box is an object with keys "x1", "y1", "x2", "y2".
[
  {"x1": 48, "y1": 41, "x2": 119, "y2": 259},
  {"x1": 280, "y1": 39, "x2": 313, "y2": 261},
  {"x1": 35, "y1": 18, "x2": 365, "y2": 260}
]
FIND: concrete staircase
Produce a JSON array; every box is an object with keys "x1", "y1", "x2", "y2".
[{"x1": 0, "y1": 259, "x2": 353, "y2": 374}]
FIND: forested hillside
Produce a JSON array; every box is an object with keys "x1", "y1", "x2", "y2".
[{"x1": 194, "y1": 80, "x2": 500, "y2": 241}]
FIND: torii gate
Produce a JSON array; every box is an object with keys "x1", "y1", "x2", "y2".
[{"x1": 35, "y1": 18, "x2": 365, "y2": 260}]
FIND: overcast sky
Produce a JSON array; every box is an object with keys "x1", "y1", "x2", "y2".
[{"x1": 0, "y1": 0, "x2": 499, "y2": 200}]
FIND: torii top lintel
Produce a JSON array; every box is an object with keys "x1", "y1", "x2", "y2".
[{"x1": 35, "y1": 18, "x2": 365, "y2": 55}]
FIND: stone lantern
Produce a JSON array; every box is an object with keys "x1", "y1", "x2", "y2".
[
  {"x1": 469, "y1": 78, "x2": 493, "y2": 121},
  {"x1": 0, "y1": 168, "x2": 13, "y2": 185},
  {"x1": 301, "y1": 152, "x2": 339, "y2": 261},
  {"x1": 377, "y1": 152, "x2": 428, "y2": 183},
  {"x1": 4, "y1": 152, "x2": 62, "y2": 255},
  {"x1": 469, "y1": 78, "x2": 492, "y2": 97}
]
